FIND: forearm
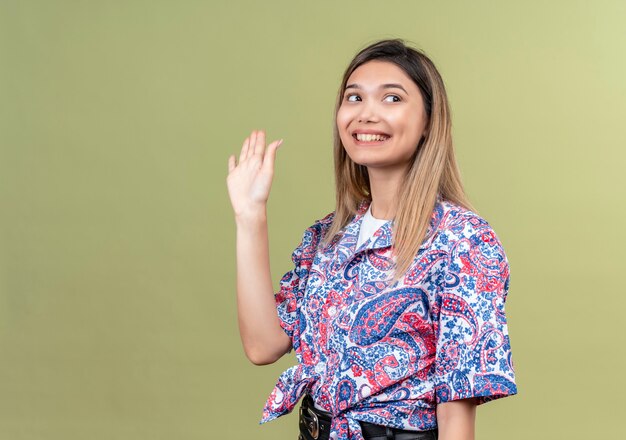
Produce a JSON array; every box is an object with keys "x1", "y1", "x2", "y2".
[
  {"x1": 235, "y1": 210, "x2": 291, "y2": 365},
  {"x1": 436, "y1": 398, "x2": 477, "y2": 440}
]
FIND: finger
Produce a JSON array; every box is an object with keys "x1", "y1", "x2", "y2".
[
  {"x1": 262, "y1": 139, "x2": 283, "y2": 174},
  {"x1": 228, "y1": 154, "x2": 236, "y2": 173},
  {"x1": 244, "y1": 130, "x2": 256, "y2": 162},
  {"x1": 254, "y1": 129, "x2": 266, "y2": 156},
  {"x1": 240, "y1": 134, "x2": 251, "y2": 163},
  {"x1": 247, "y1": 130, "x2": 258, "y2": 161}
]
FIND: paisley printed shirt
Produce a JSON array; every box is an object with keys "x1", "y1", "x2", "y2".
[{"x1": 260, "y1": 196, "x2": 517, "y2": 439}]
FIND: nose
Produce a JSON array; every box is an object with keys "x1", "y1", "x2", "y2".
[{"x1": 357, "y1": 100, "x2": 380, "y2": 123}]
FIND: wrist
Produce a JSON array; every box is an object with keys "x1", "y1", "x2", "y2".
[{"x1": 235, "y1": 208, "x2": 267, "y2": 226}]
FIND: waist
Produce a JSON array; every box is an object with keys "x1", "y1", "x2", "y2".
[{"x1": 299, "y1": 394, "x2": 438, "y2": 440}]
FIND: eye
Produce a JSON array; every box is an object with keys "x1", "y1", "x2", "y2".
[
  {"x1": 384, "y1": 95, "x2": 401, "y2": 103},
  {"x1": 345, "y1": 94, "x2": 361, "y2": 102}
]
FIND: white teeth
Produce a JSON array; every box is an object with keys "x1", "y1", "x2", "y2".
[{"x1": 355, "y1": 133, "x2": 390, "y2": 142}]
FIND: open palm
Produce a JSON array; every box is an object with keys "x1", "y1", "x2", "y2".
[{"x1": 227, "y1": 129, "x2": 283, "y2": 217}]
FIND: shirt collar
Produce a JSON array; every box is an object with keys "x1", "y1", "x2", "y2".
[{"x1": 333, "y1": 194, "x2": 444, "y2": 266}]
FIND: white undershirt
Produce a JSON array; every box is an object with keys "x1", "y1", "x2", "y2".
[{"x1": 356, "y1": 204, "x2": 389, "y2": 249}]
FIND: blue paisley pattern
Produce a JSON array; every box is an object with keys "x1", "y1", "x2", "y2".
[{"x1": 260, "y1": 196, "x2": 517, "y2": 439}]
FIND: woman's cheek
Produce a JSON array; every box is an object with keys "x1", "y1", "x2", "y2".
[
  {"x1": 336, "y1": 121, "x2": 351, "y2": 145},
  {"x1": 337, "y1": 105, "x2": 356, "y2": 124}
]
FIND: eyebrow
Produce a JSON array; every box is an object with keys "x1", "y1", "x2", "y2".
[{"x1": 344, "y1": 83, "x2": 409, "y2": 94}]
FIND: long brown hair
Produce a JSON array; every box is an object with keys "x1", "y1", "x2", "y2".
[{"x1": 320, "y1": 38, "x2": 476, "y2": 285}]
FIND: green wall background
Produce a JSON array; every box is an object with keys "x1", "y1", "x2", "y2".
[{"x1": 1, "y1": 1, "x2": 625, "y2": 438}]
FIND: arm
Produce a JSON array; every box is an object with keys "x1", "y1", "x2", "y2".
[
  {"x1": 436, "y1": 398, "x2": 477, "y2": 440},
  {"x1": 227, "y1": 129, "x2": 291, "y2": 365},
  {"x1": 235, "y1": 210, "x2": 292, "y2": 365}
]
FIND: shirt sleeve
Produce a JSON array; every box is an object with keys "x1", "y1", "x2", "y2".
[
  {"x1": 434, "y1": 218, "x2": 517, "y2": 405},
  {"x1": 274, "y1": 221, "x2": 320, "y2": 353}
]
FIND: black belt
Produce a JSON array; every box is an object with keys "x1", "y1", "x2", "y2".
[{"x1": 298, "y1": 394, "x2": 438, "y2": 440}]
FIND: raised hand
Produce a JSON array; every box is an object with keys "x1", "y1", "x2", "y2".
[{"x1": 226, "y1": 129, "x2": 283, "y2": 218}]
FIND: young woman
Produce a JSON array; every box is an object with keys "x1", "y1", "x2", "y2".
[{"x1": 227, "y1": 39, "x2": 517, "y2": 440}]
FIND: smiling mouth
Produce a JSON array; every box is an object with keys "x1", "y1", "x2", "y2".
[{"x1": 353, "y1": 133, "x2": 391, "y2": 144}]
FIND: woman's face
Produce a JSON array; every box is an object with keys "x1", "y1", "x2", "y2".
[{"x1": 336, "y1": 60, "x2": 428, "y2": 171}]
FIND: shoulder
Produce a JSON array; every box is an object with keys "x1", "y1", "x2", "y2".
[
  {"x1": 302, "y1": 210, "x2": 335, "y2": 238},
  {"x1": 438, "y1": 200, "x2": 490, "y2": 235},
  {"x1": 295, "y1": 210, "x2": 336, "y2": 258},
  {"x1": 312, "y1": 210, "x2": 336, "y2": 229},
  {"x1": 436, "y1": 199, "x2": 508, "y2": 259},
  {"x1": 434, "y1": 201, "x2": 511, "y2": 302}
]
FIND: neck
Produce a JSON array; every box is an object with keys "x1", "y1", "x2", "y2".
[{"x1": 367, "y1": 165, "x2": 407, "y2": 220}]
